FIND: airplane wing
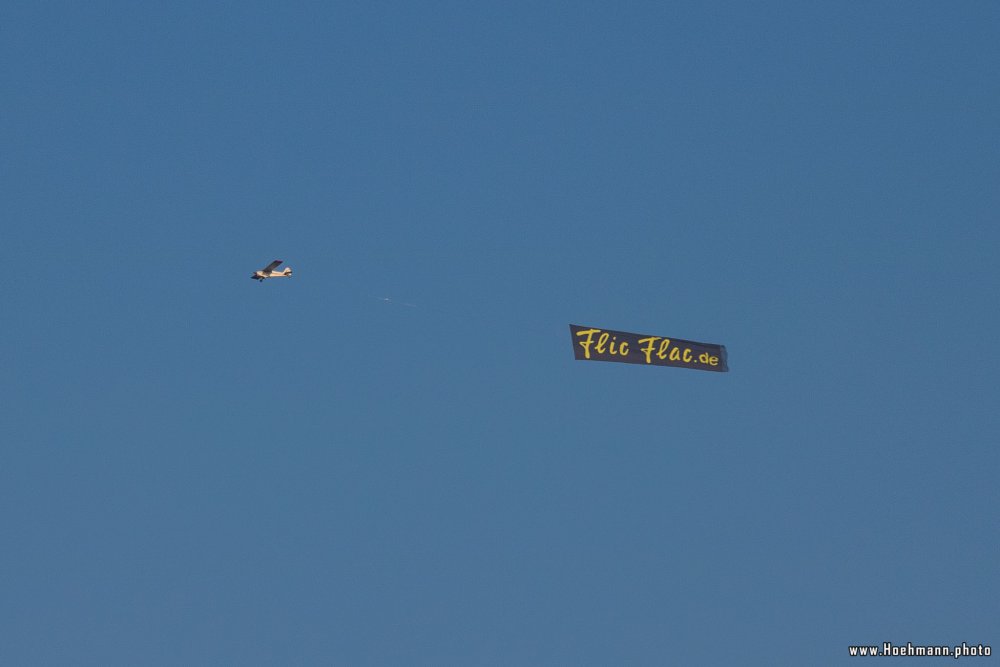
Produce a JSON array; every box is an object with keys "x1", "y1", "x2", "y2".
[{"x1": 263, "y1": 260, "x2": 283, "y2": 272}]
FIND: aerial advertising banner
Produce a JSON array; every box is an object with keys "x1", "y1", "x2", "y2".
[{"x1": 569, "y1": 324, "x2": 728, "y2": 372}]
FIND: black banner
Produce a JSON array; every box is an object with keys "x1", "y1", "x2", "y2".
[{"x1": 569, "y1": 324, "x2": 728, "y2": 372}]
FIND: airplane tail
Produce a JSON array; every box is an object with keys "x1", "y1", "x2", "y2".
[{"x1": 283, "y1": 267, "x2": 293, "y2": 275}]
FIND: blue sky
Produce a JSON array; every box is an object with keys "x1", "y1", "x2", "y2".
[{"x1": 3, "y1": 2, "x2": 998, "y2": 664}]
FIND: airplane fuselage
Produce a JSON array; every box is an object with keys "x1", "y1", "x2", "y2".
[{"x1": 251, "y1": 269, "x2": 293, "y2": 280}]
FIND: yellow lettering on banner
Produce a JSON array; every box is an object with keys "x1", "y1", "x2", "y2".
[
  {"x1": 637, "y1": 337, "x2": 659, "y2": 364},
  {"x1": 699, "y1": 352, "x2": 720, "y2": 366},
  {"x1": 596, "y1": 332, "x2": 610, "y2": 354},
  {"x1": 619, "y1": 341, "x2": 629, "y2": 356},
  {"x1": 574, "y1": 328, "x2": 601, "y2": 359},
  {"x1": 669, "y1": 347, "x2": 681, "y2": 361},
  {"x1": 683, "y1": 348, "x2": 693, "y2": 363},
  {"x1": 658, "y1": 339, "x2": 671, "y2": 360}
]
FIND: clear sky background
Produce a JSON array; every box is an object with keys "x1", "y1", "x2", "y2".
[{"x1": 3, "y1": 2, "x2": 998, "y2": 665}]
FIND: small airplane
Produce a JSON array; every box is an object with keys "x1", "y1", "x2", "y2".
[{"x1": 251, "y1": 259, "x2": 293, "y2": 282}]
